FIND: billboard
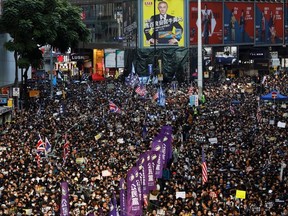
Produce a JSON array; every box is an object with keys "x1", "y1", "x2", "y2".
[
  {"x1": 224, "y1": 3, "x2": 254, "y2": 44},
  {"x1": 255, "y1": 3, "x2": 284, "y2": 45},
  {"x1": 123, "y1": 0, "x2": 138, "y2": 47},
  {"x1": 142, "y1": 0, "x2": 185, "y2": 47},
  {"x1": 189, "y1": 2, "x2": 223, "y2": 45},
  {"x1": 285, "y1": 2, "x2": 288, "y2": 44}
]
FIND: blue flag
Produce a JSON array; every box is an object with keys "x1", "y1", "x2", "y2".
[
  {"x1": 142, "y1": 123, "x2": 148, "y2": 139},
  {"x1": 157, "y1": 86, "x2": 165, "y2": 107},
  {"x1": 52, "y1": 76, "x2": 57, "y2": 86},
  {"x1": 125, "y1": 63, "x2": 139, "y2": 88},
  {"x1": 45, "y1": 137, "x2": 52, "y2": 153}
]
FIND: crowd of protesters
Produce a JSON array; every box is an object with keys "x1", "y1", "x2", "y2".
[{"x1": 0, "y1": 70, "x2": 287, "y2": 216}]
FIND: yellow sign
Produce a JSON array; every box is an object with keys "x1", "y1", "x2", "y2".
[
  {"x1": 235, "y1": 190, "x2": 246, "y2": 199},
  {"x1": 7, "y1": 98, "x2": 13, "y2": 107},
  {"x1": 142, "y1": 0, "x2": 185, "y2": 47},
  {"x1": 94, "y1": 133, "x2": 102, "y2": 140}
]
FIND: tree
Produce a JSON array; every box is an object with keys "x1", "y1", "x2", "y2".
[{"x1": 0, "y1": 0, "x2": 90, "y2": 87}]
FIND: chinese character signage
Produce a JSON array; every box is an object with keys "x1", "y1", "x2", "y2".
[
  {"x1": 190, "y1": 2, "x2": 223, "y2": 45},
  {"x1": 224, "y1": 2, "x2": 254, "y2": 44},
  {"x1": 142, "y1": 0, "x2": 185, "y2": 47}
]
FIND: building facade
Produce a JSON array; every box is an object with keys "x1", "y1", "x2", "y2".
[{"x1": 70, "y1": 0, "x2": 288, "y2": 82}]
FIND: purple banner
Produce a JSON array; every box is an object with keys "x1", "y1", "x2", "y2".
[
  {"x1": 151, "y1": 149, "x2": 163, "y2": 179},
  {"x1": 137, "y1": 153, "x2": 149, "y2": 195},
  {"x1": 60, "y1": 181, "x2": 69, "y2": 216},
  {"x1": 126, "y1": 167, "x2": 142, "y2": 216},
  {"x1": 152, "y1": 133, "x2": 165, "y2": 177},
  {"x1": 160, "y1": 126, "x2": 173, "y2": 164},
  {"x1": 109, "y1": 192, "x2": 119, "y2": 216},
  {"x1": 146, "y1": 150, "x2": 156, "y2": 190},
  {"x1": 119, "y1": 178, "x2": 127, "y2": 216},
  {"x1": 133, "y1": 167, "x2": 143, "y2": 216}
]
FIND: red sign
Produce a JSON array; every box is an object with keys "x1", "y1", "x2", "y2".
[
  {"x1": 189, "y1": 2, "x2": 223, "y2": 45},
  {"x1": 271, "y1": 91, "x2": 277, "y2": 99}
]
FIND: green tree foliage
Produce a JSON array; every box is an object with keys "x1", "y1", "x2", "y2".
[{"x1": 0, "y1": 0, "x2": 90, "y2": 84}]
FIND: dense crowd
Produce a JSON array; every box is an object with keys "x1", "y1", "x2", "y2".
[{"x1": 0, "y1": 71, "x2": 287, "y2": 216}]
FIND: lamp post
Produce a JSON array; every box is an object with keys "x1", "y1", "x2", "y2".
[
  {"x1": 197, "y1": 0, "x2": 203, "y2": 97},
  {"x1": 153, "y1": 0, "x2": 157, "y2": 76}
]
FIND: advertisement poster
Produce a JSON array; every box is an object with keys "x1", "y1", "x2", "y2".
[
  {"x1": 116, "y1": 50, "x2": 125, "y2": 68},
  {"x1": 255, "y1": 3, "x2": 283, "y2": 45},
  {"x1": 285, "y1": 2, "x2": 288, "y2": 44},
  {"x1": 123, "y1": 0, "x2": 137, "y2": 47},
  {"x1": 224, "y1": 3, "x2": 254, "y2": 44},
  {"x1": 104, "y1": 49, "x2": 116, "y2": 68},
  {"x1": 190, "y1": 2, "x2": 223, "y2": 45},
  {"x1": 142, "y1": 0, "x2": 185, "y2": 47}
]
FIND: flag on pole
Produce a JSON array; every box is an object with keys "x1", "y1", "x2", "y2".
[
  {"x1": 109, "y1": 192, "x2": 120, "y2": 216},
  {"x1": 157, "y1": 86, "x2": 165, "y2": 107},
  {"x1": 125, "y1": 63, "x2": 140, "y2": 88},
  {"x1": 152, "y1": 92, "x2": 158, "y2": 101},
  {"x1": 63, "y1": 136, "x2": 70, "y2": 164},
  {"x1": 119, "y1": 178, "x2": 127, "y2": 216},
  {"x1": 135, "y1": 83, "x2": 147, "y2": 97},
  {"x1": 36, "y1": 135, "x2": 46, "y2": 167},
  {"x1": 142, "y1": 123, "x2": 148, "y2": 139},
  {"x1": 109, "y1": 101, "x2": 122, "y2": 114},
  {"x1": 201, "y1": 146, "x2": 208, "y2": 185},
  {"x1": 36, "y1": 135, "x2": 46, "y2": 153},
  {"x1": 52, "y1": 76, "x2": 57, "y2": 86},
  {"x1": 45, "y1": 137, "x2": 52, "y2": 153}
]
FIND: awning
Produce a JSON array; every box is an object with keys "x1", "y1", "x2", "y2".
[{"x1": 0, "y1": 106, "x2": 12, "y2": 115}]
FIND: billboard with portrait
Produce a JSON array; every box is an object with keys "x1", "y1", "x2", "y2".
[
  {"x1": 189, "y1": 2, "x2": 223, "y2": 45},
  {"x1": 224, "y1": 2, "x2": 254, "y2": 44},
  {"x1": 255, "y1": 3, "x2": 283, "y2": 45},
  {"x1": 142, "y1": 0, "x2": 185, "y2": 47}
]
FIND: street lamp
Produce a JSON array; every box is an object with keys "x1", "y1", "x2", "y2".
[
  {"x1": 197, "y1": 0, "x2": 203, "y2": 97},
  {"x1": 153, "y1": 0, "x2": 163, "y2": 79}
]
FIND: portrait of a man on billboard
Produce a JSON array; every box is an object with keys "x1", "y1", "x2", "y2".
[{"x1": 143, "y1": 0, "x2": 185, "y2": 47}]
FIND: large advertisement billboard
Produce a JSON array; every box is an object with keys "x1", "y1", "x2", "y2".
[
  {"x1": 142, "y1": 0, "x2": 185, "y2": 47},
  {"x1": 285, "y1": 2, "x2": 288, "y2": 44},
  {"x1": 224, "y1": 3, "x2": 254, "y2": 44},
  {"x1": 255, "y1": 3, "x2": 284, "y2": 45},
  {"x1": 189, "y1": 2, "x2": 223, "y2": 45}
]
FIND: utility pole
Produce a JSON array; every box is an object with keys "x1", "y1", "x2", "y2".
[{"x1": 197, "y1": 0, "x2": 203, "y2": 97}]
